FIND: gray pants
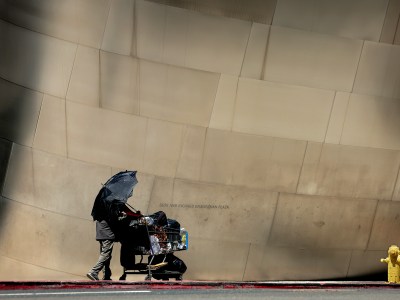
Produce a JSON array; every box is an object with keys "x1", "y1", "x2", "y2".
[{"x1": 89, "y1": 239, "x2": 114, "y2": 277}]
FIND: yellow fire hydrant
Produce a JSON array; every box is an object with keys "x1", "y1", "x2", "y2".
[{"x1": 380, "y1": 245, "x2": 400, "y2": 283}]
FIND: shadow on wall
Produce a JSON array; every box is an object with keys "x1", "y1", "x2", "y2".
[
  {"x1": 146, "y1": 0, "x2": 277, "y2": 24},
  {"x1": 0, "y1": 1, "x2": 46, "y2": 240},
  {"x1": 0, "y1": 138, "x2": 12, "y2": 239},
  {"x1": 335, "y1": 271, "x2": 386, "y2": 282}
]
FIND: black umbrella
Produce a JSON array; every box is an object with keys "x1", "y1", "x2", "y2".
[
  {"x1": 102, "y1": 170, "x2": 138, "y2": 203},
  {"x1": 91, "y1": 170, "x2": 138, "y2": 221}
]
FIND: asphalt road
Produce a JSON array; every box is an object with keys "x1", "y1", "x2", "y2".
[{"x1": 0, "y1": 288, "x2": 399, "y2": 300}]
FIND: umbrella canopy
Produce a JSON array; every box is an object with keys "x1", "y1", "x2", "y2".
[
  {"x1": 91, "y1": 170, "x2": 138, "y2": 221},
  {"x1": 103, "y1": 170, "x2": 138, "y2": 203}
]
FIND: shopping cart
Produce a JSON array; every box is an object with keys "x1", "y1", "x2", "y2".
[{"x1": 118, "y1": 208, "x2": 188, "y2": 281}]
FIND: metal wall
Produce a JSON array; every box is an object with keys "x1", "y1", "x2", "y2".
[{"x1": 1, "y1": 0, "x2": 400, "y2": 280}]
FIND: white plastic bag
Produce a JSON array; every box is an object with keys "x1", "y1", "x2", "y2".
[{"x1": 150, "y1": 235, "x2": 161, "y2": 255}]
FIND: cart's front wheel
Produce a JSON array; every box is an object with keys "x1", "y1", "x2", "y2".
[{"x1": 144, "y1": 275, "x2": 152, "y2": 281}]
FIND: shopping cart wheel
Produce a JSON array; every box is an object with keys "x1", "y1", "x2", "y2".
[
  {"x1": 144, "y1": 275, "x2": 152, "y2": 281},
  {"x1": 176, "y1": 275, "x2": 183, "y2": 281}
]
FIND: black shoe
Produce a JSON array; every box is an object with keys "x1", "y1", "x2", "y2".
[
  {"x1": 103, "y1": 271, "x2": 112, "y2": 280},
  {"x1": 86, "y1": 272, "x2": 99, "y2": 281}
]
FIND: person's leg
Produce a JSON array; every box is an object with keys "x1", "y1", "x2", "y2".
[
  {"x1": 87, "y1": 240, "x2": 114, "y2": 280},
  {"x1": 103, "y1": 247, "x2": 112, "y2": 280}
]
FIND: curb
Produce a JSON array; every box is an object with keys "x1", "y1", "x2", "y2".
[{"x1": 0, "y1": 281, "x2": 399, "y2": 290}]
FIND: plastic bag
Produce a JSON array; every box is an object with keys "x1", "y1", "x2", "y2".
[{"x1": 150, "y1": 235, "x2": 161, "y2": 255}]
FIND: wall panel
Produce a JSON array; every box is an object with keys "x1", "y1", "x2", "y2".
[
  {"x1": 264, "y1": 26, "x2": 363, "y2": 91},
  {"x1": 233, "y1": 78, "x2": 334, "y2": 142},
  {"x1": 0, "y1": 20, "x2": 76, "y2": 98},
  {"x1": 273, "y1": 0, "x2": 388, "y2": 41},
  {"x1": 298, "y1": 142, "x2": 400, "y2": 200}
]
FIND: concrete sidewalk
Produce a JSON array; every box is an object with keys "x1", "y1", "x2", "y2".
[{"x1": 0, "y1": 281, "x2": 399, "y2": 290}]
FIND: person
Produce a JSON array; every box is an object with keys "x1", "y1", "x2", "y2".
[
  {"x1": 87, "y1": 187, "x2": 122, "y2": 281},
  {"x1": 86, "y1": 219, "x2": 115, "y2": 281}
]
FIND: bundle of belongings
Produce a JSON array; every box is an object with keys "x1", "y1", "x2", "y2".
[{"x1": 116, "y1": 205, "x2": 188, "y2": 280}]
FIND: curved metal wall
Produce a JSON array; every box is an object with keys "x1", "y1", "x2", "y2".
[{"x1": 1, "y1": 0, "x2": 400, "y2": 280}]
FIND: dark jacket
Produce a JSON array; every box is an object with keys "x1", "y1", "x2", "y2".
[{"x1": 91, "y1": 187, "x2": 128, "y2": 241}]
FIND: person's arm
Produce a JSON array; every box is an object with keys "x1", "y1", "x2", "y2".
[{"x1": 122, "y1": 204, "x2": 142, "y2": 218}]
